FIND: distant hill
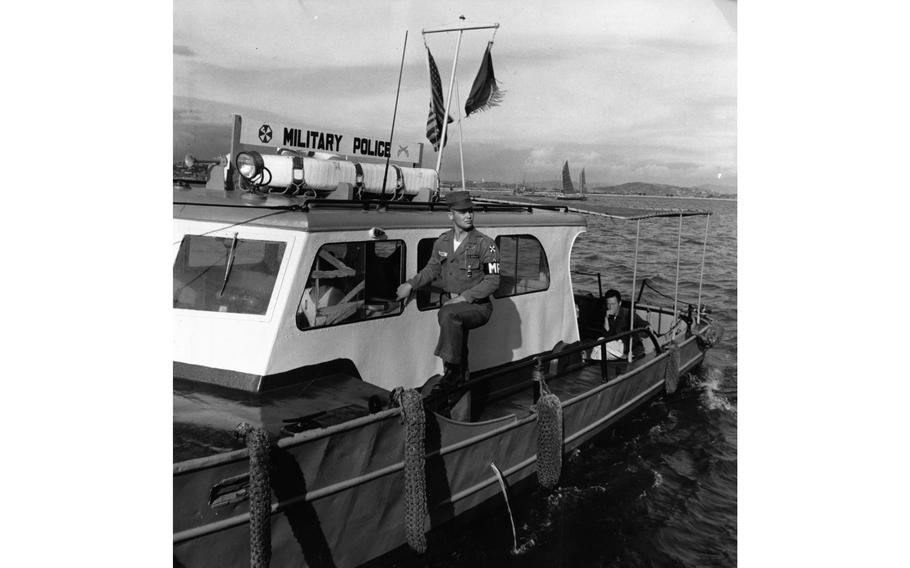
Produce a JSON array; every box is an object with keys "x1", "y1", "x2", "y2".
[
  {"x1": 508, "y1": 179, "x2": 735, "y2": 199},
  {"x1": 588, "y1": 182, "x2": 735, "y2": 199},
  {"x1": 695, "y1": 183, "x2": 737, "y2": 195}
]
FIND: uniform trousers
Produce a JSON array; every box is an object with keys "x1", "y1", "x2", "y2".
[{"x1": 434, "y1": 300, "x2": 493, "y2": 366}]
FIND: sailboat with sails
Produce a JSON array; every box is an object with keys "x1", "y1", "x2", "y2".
[{"x1": 557, "y1": 160, "x2": 587, "y2": 201}]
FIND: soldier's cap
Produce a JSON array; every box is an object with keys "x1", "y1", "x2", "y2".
[{"x1": 444, "y1": 191, "x2": 474, "y2": 211}]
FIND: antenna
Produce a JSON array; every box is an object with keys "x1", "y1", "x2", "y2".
[{"x1": 380, "y1": 31, "x2": 409, "y2": 197}]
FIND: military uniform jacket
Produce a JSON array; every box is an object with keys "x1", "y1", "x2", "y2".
[{"x1": 408, "y1": 229, "x2": 501, "y2": 302}]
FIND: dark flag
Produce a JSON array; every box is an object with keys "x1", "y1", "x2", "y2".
[
  {"x1": 464, "y1": 41, "x2": 505, "y2": 117},
  {"x1": 425, "y1": 45, "x2": 453, "y2": 151}
]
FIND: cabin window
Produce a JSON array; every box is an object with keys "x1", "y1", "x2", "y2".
[
  {"x1": 297, "y1": 240, "x2": 405, "y2": 329},
  {"x1": 494, "y1": 235, "x2": 550, "y2": 298},
  {"x1": 173, "y1": 235, "x2": 286, "y2": 315},
  {"x1": 415, "y1": 238, "x2": 447, "y2": 310}
]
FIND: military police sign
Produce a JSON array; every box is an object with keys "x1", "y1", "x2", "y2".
[{"x1": 237, "y1": 114, "x2": 422, "y2": 165}]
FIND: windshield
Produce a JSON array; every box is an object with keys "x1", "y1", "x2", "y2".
[{"x1": 173, "y1": 235, "x2": 286, "y2": 315}]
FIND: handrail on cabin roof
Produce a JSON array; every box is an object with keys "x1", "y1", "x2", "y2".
[
  {"x1": 298, "y1": 198, "x2": 568, "y2": 214},
  {"x1": 174, "y1": 196, "x2": 572, "y2": 215}
]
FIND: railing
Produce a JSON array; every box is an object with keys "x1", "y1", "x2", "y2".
[
  {"x1": 176, "y1": 196, "x2": 572, "y2": 214},
  {"x1": 425, "y1": 326, "x2": 661, "y2": 411},
  {"x1": 635, "y1": 277, "x2": 705, "y2": 314},
  {"x1": 301, "y1": 198, "x2": 551, "y2": 213},
  {"x1": 571, "y1": 270, "x2": 603, "y2": 297}
]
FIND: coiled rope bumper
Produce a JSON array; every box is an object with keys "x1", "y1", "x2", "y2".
[
  {"x1": 234, "y1": 423, "x2": 272, "y2": 568},
  {"x1": 533, "y1": 362, "x2": 563, "y2": 490},
  {"x1": 391, "y1": 387, "x2": 428, "y2": 554},
  {"x1": 694, "y1": 321, "x2": 724, "y2": 349}
]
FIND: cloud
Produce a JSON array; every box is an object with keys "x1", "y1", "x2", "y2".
[
  {"x1": 521, "y1": 148, "x2": 602, "y2": 171},
  {"x1": 173, "y1": 0, "x2": 736, "y2": 186},
  {"x1": 173, "y1": 44, "x2": 195, "y2": 57}
]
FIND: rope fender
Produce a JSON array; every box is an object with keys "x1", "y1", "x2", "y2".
[
  {"x1": 235, "y1": 423, "x2": 272, "y2": 568},
  {"x1": 391, "y1": 387, "x2": 428, "y2": 554},
  {"x1": 694, "y1": 321, "x2": 725, "y2": 349},
  {"x1": 533, "y1": 363, "x2": 563, "y2": 490},
  {"x1": 664, "y1": 343, "x2": 681, "y2": 395}
]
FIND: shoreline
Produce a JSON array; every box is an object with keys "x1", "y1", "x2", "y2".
[
  {"x1": 474, "y1": 190, "x2": 736, "y2": 202},
  {"x1": 589, "y1": 193, "x2": 737, "y2": 201}
]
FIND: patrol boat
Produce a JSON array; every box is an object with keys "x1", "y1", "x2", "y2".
[{"x1": 173, "y1": 123, "x2": 721, "y2": 568}]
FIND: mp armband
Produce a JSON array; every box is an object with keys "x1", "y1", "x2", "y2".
[{"x1": 483, "y1": 261, "x2": 501, "y2": 275}]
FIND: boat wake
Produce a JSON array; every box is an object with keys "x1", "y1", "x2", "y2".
[
  {"x1": 651, "y1": 470, "x2": 664, "y2": 488},
  {"x1": 691, "y1": 369, "x2": 736, "y2": 414},
  {"x1": 546, "y1": 484, "x2": 609, "y2": 505},
  {"x1": 507, "y1": 484, "x2": 612, "y2": 555}
]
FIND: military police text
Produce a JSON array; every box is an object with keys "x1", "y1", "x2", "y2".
[{"x1": 283, "y1": 128, "x2": 393, "y2": 157}]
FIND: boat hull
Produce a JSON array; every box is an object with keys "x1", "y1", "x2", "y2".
[{"x1": 173, "y1": 334, "x2": 706, "y2": 567}]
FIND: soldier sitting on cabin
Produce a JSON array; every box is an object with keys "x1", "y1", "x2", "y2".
[
  {"x1": 396, "y1": 191, "x2": 501, "y2": 410},
  {"x1": 592, "y1": 289, "x2": 650, "y2": 360}
]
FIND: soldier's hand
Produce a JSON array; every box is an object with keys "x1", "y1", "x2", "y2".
[
  {"x1": 444, "y1": 295, "x2": 467, "y2": 305},
  {"x1": 395, "y1": 282, "x2": 413, "y2": 301}
]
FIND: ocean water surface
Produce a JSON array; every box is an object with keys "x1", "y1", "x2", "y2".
[{"x1": 389, "y1": 194, "x2": 737, "y2": 567}]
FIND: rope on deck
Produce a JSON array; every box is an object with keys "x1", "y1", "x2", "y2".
[
  {"x1": 235, "y1": 423, "x2": 272, "y2": 568},
  {"x1": 533, "y1": 362, "x2": 563, "y2": 490},
  {"x1": 664, "y1": 343, "x2": 681, "y2": 395},
  {"x1": 391, "y1": 387, "x2": 428, "y2": 554}
]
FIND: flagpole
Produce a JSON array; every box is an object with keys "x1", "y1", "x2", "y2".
[
  {"x1": 423, "y1": 23, "x2": 500, "y2": 34},
  {"x1": 435, "y1": 29, "x2": 463, "y2": 174},
  {"x1": 422, "y1": 21, "x2": 500, "y2": 176},
  {"x1": 455, "y1": 79, "x2": 466, "y2": 191},
  {"x1": 381, "y1": 30, "x2": 408, "y2": 198}
]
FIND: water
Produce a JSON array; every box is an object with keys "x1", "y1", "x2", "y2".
[{"x1": 393, "y1": 195, "x2": 738, "y2": 566}]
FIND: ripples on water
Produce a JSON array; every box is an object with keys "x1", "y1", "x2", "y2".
[{"x1": 393, "y1": 195, "x2": 737, "y2": 567}]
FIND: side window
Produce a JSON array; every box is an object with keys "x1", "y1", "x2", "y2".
[
  {"x1": 494, "y1": 235, "x2": 550, "y2": 298},
  {"x1": 297, "y1": 240, "x2": 405, "y2": 329},
  {"x1": 416, "y1": 238, "x2": 445, "y2": 310}
]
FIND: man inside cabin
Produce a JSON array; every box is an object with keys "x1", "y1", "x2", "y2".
[
  {"x1": 395, "y1": 191, "x2": 501, "y2": 407},
  {"x1": 596, "y1": 288, "x2": 650, "y2": 360}
]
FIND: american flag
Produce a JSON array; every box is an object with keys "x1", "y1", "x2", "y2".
[{"x1": 425, "y1": 46, "x2": 453, "y2": 152}]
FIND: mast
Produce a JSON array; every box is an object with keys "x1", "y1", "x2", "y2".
[
  {"x1": 381, "y1": 31, "x2": 408, "y2": 197},
  {"x1": 580, "y1": 168, "x2": 586, "y2": 194},
  {"x1": 455, "y1": 79, "x2": 466, "y2": 191}
]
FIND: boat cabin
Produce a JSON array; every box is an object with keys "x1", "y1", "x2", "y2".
[
  {"x1": 173, "y1": 186, "x2": 594, "y2": 455},
  {"x1": 174, "y1": 187, "x2": 586, "y2": 389}
]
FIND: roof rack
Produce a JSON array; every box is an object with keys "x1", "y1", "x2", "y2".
[
  {"x1": 173, "y1": 186, "x2": 575, "y2": 214},
  {"x1": 299, "y1": 198, "x2": 569, "y2": 214}
]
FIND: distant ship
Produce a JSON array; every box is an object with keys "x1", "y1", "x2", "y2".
[{"x1": 556, "y1": 160, "x2": 587, "y2": 201}]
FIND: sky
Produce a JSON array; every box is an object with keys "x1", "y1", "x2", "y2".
[{"x1": 174, "y1": 0, "x2": 736, "y2": 189}]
